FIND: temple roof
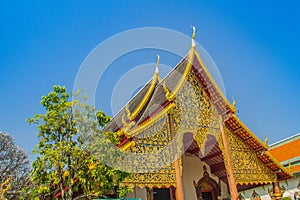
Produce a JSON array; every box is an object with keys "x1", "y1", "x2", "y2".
[
  {"x1": 104, "y1": 77, "x2": 158, "y2": 132},
  {"x1": 103, "y1": 36, "x2": 292, "y2": 181},
  {"x1": 269, "y1": 133, "x2": 300, "y2": 174},
  {"x1": 103, "y1": 55, "x2": 189, "y2": 134}
]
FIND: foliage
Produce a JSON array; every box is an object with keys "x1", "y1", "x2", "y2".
[
  {"x1": 0, "y1": 131, "x2": 31, "y2": 199},
  {"x1": 28, "y1": 85, "x2": 130, "y2": 200},
  {"x1": 118, "y1": 186, "x2": 133, "y2": 198},
  {"x1": 0, "y1": 177, "x2": 11, "y2": 200},
  {"x1": 282, "y1": 197, "x2": 292, "y2": 200}
]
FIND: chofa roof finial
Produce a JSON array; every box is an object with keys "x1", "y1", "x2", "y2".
[
  {"x1": 192, "y1": 26, "x2": 196, "y2": 39},
  {"x1": 155, "y1": 54, "x2": 160, "y2": 74},
  {"x1": 264, "y1": 134, "x2": 268, "y2": 146},
  {"x1": 232, "y1": 97, "x2": 237, "y2": 113},
  {"x1": 191, "y1": 26, "x2": 196, "y2": 47}
]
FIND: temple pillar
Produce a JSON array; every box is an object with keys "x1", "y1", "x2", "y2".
[
  {"x1": 170, "y1": 186, "x2": 176, "y2": 200},
  {"x1": 168, "y1": 112, "x2": 185, "y2": 200},
  {"x1": 220, "y1": 124, "x2": 239, "y2": 200}
]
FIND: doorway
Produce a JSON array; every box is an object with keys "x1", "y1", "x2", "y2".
[
  {"x1": 202, "y1": 191, "x2": 213, "y2": 200},
  {"x1": 153, "y1": 188, "x2": 171, "y2": 200}
]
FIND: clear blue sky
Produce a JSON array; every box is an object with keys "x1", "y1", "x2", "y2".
[{"x1": 1, "y1": 0, "x2": 299, "y2": 157}]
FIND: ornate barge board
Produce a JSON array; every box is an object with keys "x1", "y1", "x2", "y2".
[{"x1": 103, "y1": 28, "x2": 292, "y2": 200}]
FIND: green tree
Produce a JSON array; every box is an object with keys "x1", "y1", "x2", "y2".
[{"x1": 28, "y1": 85, "x2": 129, "y2": 200}]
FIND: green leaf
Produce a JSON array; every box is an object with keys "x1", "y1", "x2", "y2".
[{"x1": 28, "y1": 85, "x2": 130, "y2": 198}]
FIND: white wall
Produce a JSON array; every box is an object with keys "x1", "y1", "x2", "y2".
[
  {"x1": 126, "y1": 187, "x2": 147, "y2": 200},
  {"x1": 241, "y1": 175, "x2": 300, "y2": 200},
  {"x1": 182, "y1": 154, "x2": 230, "y2": 200},
  {"x1": 125, "y1": 154, "x2": 231, "y2": 200}
]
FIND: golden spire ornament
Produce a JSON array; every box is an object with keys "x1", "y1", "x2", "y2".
[
  {"x1": 192, "y1": 26, "x2": 196, "y2": 39},
  {"x1": 155, "y1": 54, "x2": 160, "y2": 74},
  {"x1": 191, "y1": 26, "x2": 196, "y2": 47},
  {"x1": 264, "y1": 134, "x2": 268, "y2": 146}
]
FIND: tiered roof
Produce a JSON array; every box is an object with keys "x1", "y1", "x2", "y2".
[{"x1": 104, "y1": 29, "x2": 292, "y2": 182}]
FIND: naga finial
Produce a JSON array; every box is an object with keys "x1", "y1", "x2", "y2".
[
  {"x1": 125, "y1": 105, "x2": 131, "y2": 119},
  {"x1": 122, "y1": 114, "x2": 128, "y2": 126},
  {"x1": 121, "y1": 114, "x2": 134, "y2": 134},
  {"x1": 155, "y1": 54, "x2": 160, "y2": 73},
  {"x1": 163, "y1": 81, "x2": 170, "y2": 98}
]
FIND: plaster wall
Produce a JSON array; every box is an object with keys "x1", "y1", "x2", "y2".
[
  {"x1": 126, "y1": 187, "x2": 147, "y2": 200},
  {"x1": 242, "y1": 175, "x2": 300, "y2": 200},
  {"x1": 182, "y1": 154, "x2": 230, "y2": 200}
]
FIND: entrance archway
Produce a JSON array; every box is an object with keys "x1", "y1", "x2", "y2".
[{"x1": 194, "y1": 166, "x2": 221, "y2": 200}]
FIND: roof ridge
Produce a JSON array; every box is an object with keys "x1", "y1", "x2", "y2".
[
  {"x1": 126, "y1": 69, "x2": 160, "y2": 121},
  {"x1": 103, "y1": 77, "x2": 155, "y2": 132},
  {"x1": 269, "y1": 132, "x2": 300, "y2": 148}
]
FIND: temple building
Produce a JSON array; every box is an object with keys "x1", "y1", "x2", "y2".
[
  {"x1": 242, "y1": 133, "x2": 300, "y2": 200},
  {"x1": 103, "y1": 28, "x2": 292, "y2": 200}
]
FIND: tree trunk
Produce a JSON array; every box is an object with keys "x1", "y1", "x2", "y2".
[{"x1": 59, "y1": 182, "x2": 64, "y2": 199}]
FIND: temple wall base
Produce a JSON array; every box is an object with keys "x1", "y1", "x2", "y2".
[
  {"x1": 126, "y1": 187, "x2": 147, "y2": 200},
  {"x1": 241, "y1": 175, "x2": 300, "y2": 200}
]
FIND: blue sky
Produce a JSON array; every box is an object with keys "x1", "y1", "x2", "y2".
[{"x1": 0, "y1": 0, "x2": 299, "y2": 157}]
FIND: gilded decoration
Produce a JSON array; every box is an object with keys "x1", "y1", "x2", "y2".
[
  {"x1": 239, "y1": 193, "x2": 246, "y2": 200},
  {"x1": 173, "y1": 69, "x2": 221, "y2": 155},
  {"x1": 194, "y1": 166, "x2": 221, "y2": 200},
  {"x1": 164, "y1": 34, "x2": 195, "y2": 102},
  {"x1": 111, "y1": 31, "x2": 292, "y2": 193},
  {"x1": 268, "y1": 183, "x2": 285, "y2": 199},
  {"x1": 120, "y1": 69, "x2": 222, "y2": 189},
  {"x1": 225, "y1": 127, "x2": 276, "y2": 185},
  {"x1": 120, "y1": 116, "x2": 177, "y2": 188},
  {"x1": 250, "y1": 190, "x2": 261, "y2": 200}
]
